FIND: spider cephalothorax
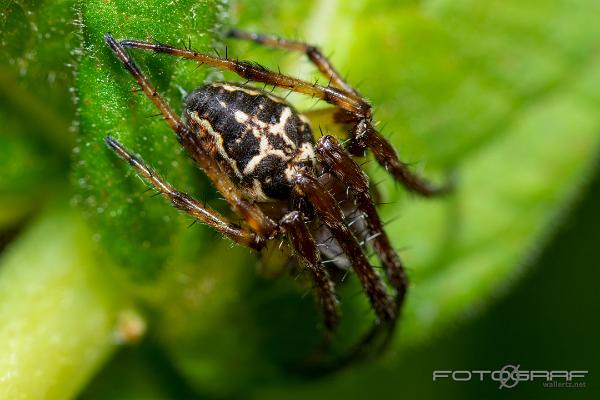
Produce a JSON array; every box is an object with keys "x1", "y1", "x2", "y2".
[{"x1": 103, "y1": 29, "x2": 448, "y2": 368}]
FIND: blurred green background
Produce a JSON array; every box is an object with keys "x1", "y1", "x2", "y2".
[{"x1": 1, "y1": 0, "x2": 598, "y2": 398}]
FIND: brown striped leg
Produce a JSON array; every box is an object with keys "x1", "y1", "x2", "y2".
[
  {"x1": 280, "y1": 211, "x2": 340, "y2": 335},
  {"x1": 316, "y1": 135, "x2": 407, "y2": 303},
  {"x1": 293, "y1": 172, "x2": 396, "y2": 323},
  {"x1": 227, "y1": 29, "x2": 359, "y2": 96},
  {"x1": 112, "y1": 34, "x2": 449, "y2": 197},
  {"x1": 105, "y1": 137, "x2": 264, "y2": 250},
  {"x1": 104, "y1": 33, "x2": 277, "y2": 236},
  {"x1": 224, "y1": 30, "x2": 449, "y2": 197},
  {"x1": 351, "y1": 121, "x2": 452, "y2": 197},
  {"x1": 115, "y1": 38, "x2": 372, "y2": 118},
  {"x1": 224, "y1": 29, "x2": 449, "y2": 197}
]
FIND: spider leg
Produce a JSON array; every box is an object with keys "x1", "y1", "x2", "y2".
[
  {"x1": 293, "y1": 172, "x2": 396, "y2": 323},
  {"x1": 105, "y1": 137, "x2": 264, "y2": 250},
  {"x1": 316, "y1": 135, "x2": 407, "y2": 302},
  {"x1": 280, "y1": 211, "x2": 340, "y2": 335},
  {"x1": 224, "y1": 30, "x2": 450, "y2": 197},
  {"x1": 115, "y1": 38, "x2": 371, "y2": 118},
  {"x1": 351, "y1": 121, "x2": 452, "y2": 197},
  {"x1": 104, "y1": 34, "x2": 277, "y2": 236},
  {"x1": 227, "y1": 29, "x2": 359, "y2": 96},
  {"x1": 112, "y1": 34, "x2": 450, "y2": 197},
  {"x1": 315, "y1": 135, "x2": 407, "y2": 367}
]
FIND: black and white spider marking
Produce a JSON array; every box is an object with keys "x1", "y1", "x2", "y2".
[{"x1": 183, "y1": 82, "x2": 316, "y2": 201}]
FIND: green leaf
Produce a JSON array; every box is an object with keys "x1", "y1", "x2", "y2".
[
  {"x1": 75, "y1": 1, "x2": 323, "y2": 394},
  {"x1": 76, "y1": 3, "x2": 303, "y2": 393},
  {"x1": 75, "y1": 0, "x2": 229, "y2": 282},
  {"x1": 73, "y1": 0, "x2": 600, "y2": 396}
]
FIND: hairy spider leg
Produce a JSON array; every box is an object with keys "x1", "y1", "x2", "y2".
[
  {"x1": 293, "y1": 172, "x2": 396, "y2": 323},
  {"x1": 116, "y1": 36, "x2": 450, "y2": 197},
  {"x1": 316, "y1": 135, "x2": 408, "y2": 301},
  {"x1": 280, "y1": 211, "x2": 340, "y2": 335},
  {"x1": 351, "y1": 121, "x2": 452, "y2": 197},
  {"x1": 104, "y1": 33, "x2": 277, "y2": 236},
  {"x1": 224, "y1": 30, "x2": 449, "y2": 197},
  {"x1": 117, "y1": 39, "x2": 371, "y2": 118},
  {"x1": 227, "y1": 29, "x2": 360, "y2": 97},
  {"x1": 314, "y1": 135, "x2": 408, "y2": 366},
  {"x1": 282, "y1": 205, "x2": 394, "y2": 373},
  {"x1": 105, "y1": 137, "x2": 263, "y2": 249}
]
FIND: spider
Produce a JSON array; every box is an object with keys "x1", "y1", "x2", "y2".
[{"x1": 103, "y1": 29, "x2": 448, "y2": 367}]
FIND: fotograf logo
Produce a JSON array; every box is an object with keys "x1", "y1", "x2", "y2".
[{"x1": 432, "y1": 364, "x2": 588, "y2": 389}]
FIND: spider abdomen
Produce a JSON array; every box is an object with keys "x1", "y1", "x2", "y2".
[{"x1": 183, "y1": 82, "x2": 316, "y2": 201}]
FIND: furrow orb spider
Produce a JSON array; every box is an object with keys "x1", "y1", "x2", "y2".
[{"x1": 103, "y1": 29, "x2": 449, "y2": 370}]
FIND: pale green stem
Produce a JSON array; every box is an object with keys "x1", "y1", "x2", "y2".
[{"x1": 0, "y1": 206, "x2": 136, "y2": 399}]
